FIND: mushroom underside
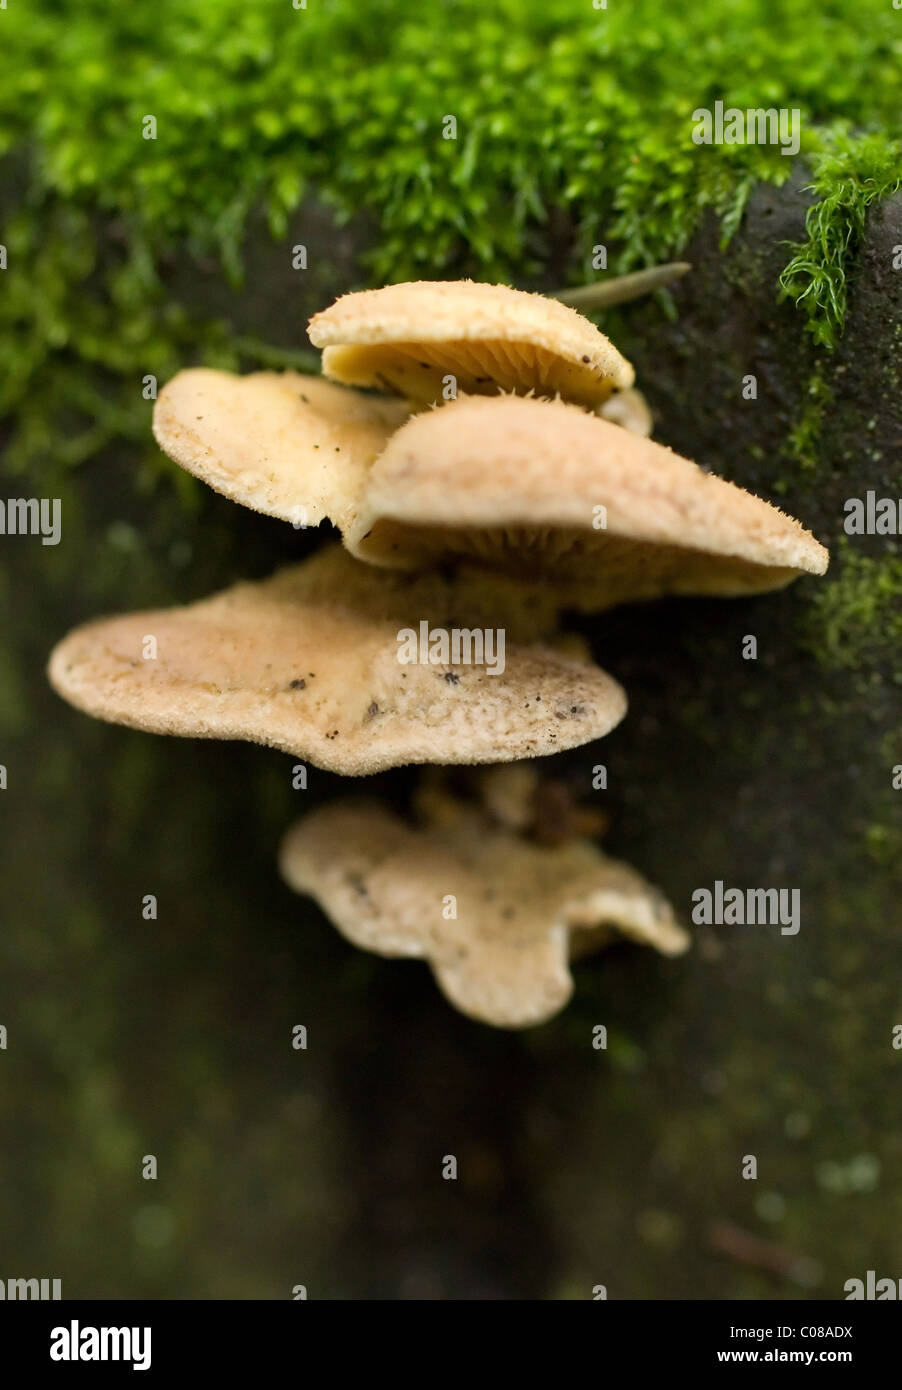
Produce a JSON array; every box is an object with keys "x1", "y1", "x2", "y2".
[
  {"x1": 348, "y1": 521, "x2": 805, "y2": 607},
  {"x1": 323, "y1": 338, "x2": 621, "y2": 407}
]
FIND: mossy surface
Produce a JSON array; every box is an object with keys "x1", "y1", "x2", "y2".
[
  {"x1": 805, "y1": 543, "x2": 902, "y2": 682},
  {"x1": 780, "y1": 133, "x2": 902, "y2": 347},
  {"x1": 1, "y1": 0, "x2": 901, "y2": 487}
]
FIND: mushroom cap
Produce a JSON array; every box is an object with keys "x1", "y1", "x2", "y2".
[
  {"x1": 308, "y1": 280, "x2": 634, "y2": 407},
  {"x1": 598, "y1": 385, "x2": 654, "y2": 437},
  {"x1": 347, "y1": 394, "x2": 829, "y2": 609},
  {"x1": 152, "y1": 368, "x2": 409, "y2": 529},
  {"x1": 279, "y1": 798, "x2": 688, "y2": 1028},
  {"x1": 47, "y1": 547, "x2": 627, "y2": 776}
]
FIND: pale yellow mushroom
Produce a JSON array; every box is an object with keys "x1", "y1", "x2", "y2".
[
  {"x1": 346, "y1": 394, "x2": 829, "y2": 610},
  {"x1": 279, "y1": 793, "x2": 688, "y2": 1029},
  {"x1": 149, "y1": 365, "x2": 652, "y2": 559},
  {"x1": 152, "y1": 368, "x2": 409, "y2": 529},
  {"x1": 48, "y1": 546, "x2": 627, "y2": 776},
  {"x1": 308, "y1": 279, "x2": 634, "y2": 407},
  {"x1": 598, "y1": 386, "x2": 654, "y2": 437}
]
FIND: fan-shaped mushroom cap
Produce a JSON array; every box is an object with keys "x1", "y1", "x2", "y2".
[
  {"x1": 308, "y1": 280, "x2": 634, "y2": 407},
  {"x1": 153, "y1": 368, "x2": 409, "y2": 528},
  {"x1": 279, "y1": 796, "x2": 687, "y2": 1028},
  {"x1": 48, "y1": 547, "x2": 627, "y2": 776},
  {"x1": 347, "y1": 395, "x2": 829, "y2": 610}
]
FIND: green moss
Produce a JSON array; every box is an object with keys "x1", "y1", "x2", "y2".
[
  {"x1": 779, "y1": 131, "x2": 902, "y2": 348},
  {"x1": 783, "y1": 362, "x2": 834, "y2": 474},
  {"x1": 804, "y1": 541, "x2": 902, "y2": 683},
  {"x1": 0, "y1": 0, "x2": 900, "y2": 490},
  {"x1": 864, "y1": 822, "x2": 902, "y2": 867}
]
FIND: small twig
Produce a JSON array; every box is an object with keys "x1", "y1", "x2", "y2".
[
  {"x1": 550, "y1": 261, "x2": 691, "y2": 309},
  {"x1": 707, "y1": 1221, "x2": 821, "y2": 1288}
]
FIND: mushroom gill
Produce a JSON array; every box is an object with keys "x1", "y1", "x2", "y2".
[{"x1": 308, "y1": 279, "x2": 634, "y2": 407}]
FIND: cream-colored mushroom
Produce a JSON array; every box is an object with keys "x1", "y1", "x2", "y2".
[
  {"x1": 150, "y1": 368, "x2": 654, "y2": 574},
  {"x1": 346, "y1": 394, "x2": 829, "y2": 609},
  {"x1": 152, "y1": 368, "x2": 409, "y2": 529},
  {"x1": 598, "y1": 386, "x2": 653, "y2": 437},
  {"x1": 279, "y1": 792, "x2": 688, "y2": 1028},
  {"x1": 48, "y1": 546, "x2": 627, "y2": 776},
  {"x1": 308, "y1": 279, "x2": 634, "y2": 407}
]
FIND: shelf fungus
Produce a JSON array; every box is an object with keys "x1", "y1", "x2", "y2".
[
  {"x1": 47, "y1": 547, "x2": 626, "y2": 775},
  {"x1": 49, "y1": 274, "x2": 828, "y2": 1025},
  {"x1": 346, "y1": 394, "x2": 829, "y2": 609},
  {"x1": 151, "y1": 292, "x2": 650, "y2": 541},
  {"x1": 152, "y1": 368, "x2": 410, "y2": 528},
  {"x1": 279, "y1": 771, "x2": 688, "y2": 1028},
  {"x1": 307, "y1": 279, "x2": 634, "y2": 407}
]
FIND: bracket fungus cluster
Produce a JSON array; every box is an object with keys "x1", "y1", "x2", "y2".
[{"x1": 49, "y1": 278, "x2": 828, "y2": 1027}]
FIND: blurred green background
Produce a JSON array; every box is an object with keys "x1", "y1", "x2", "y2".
[{"x1": 1, "y1": 0, "x2": 900, "y2": 1298}]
